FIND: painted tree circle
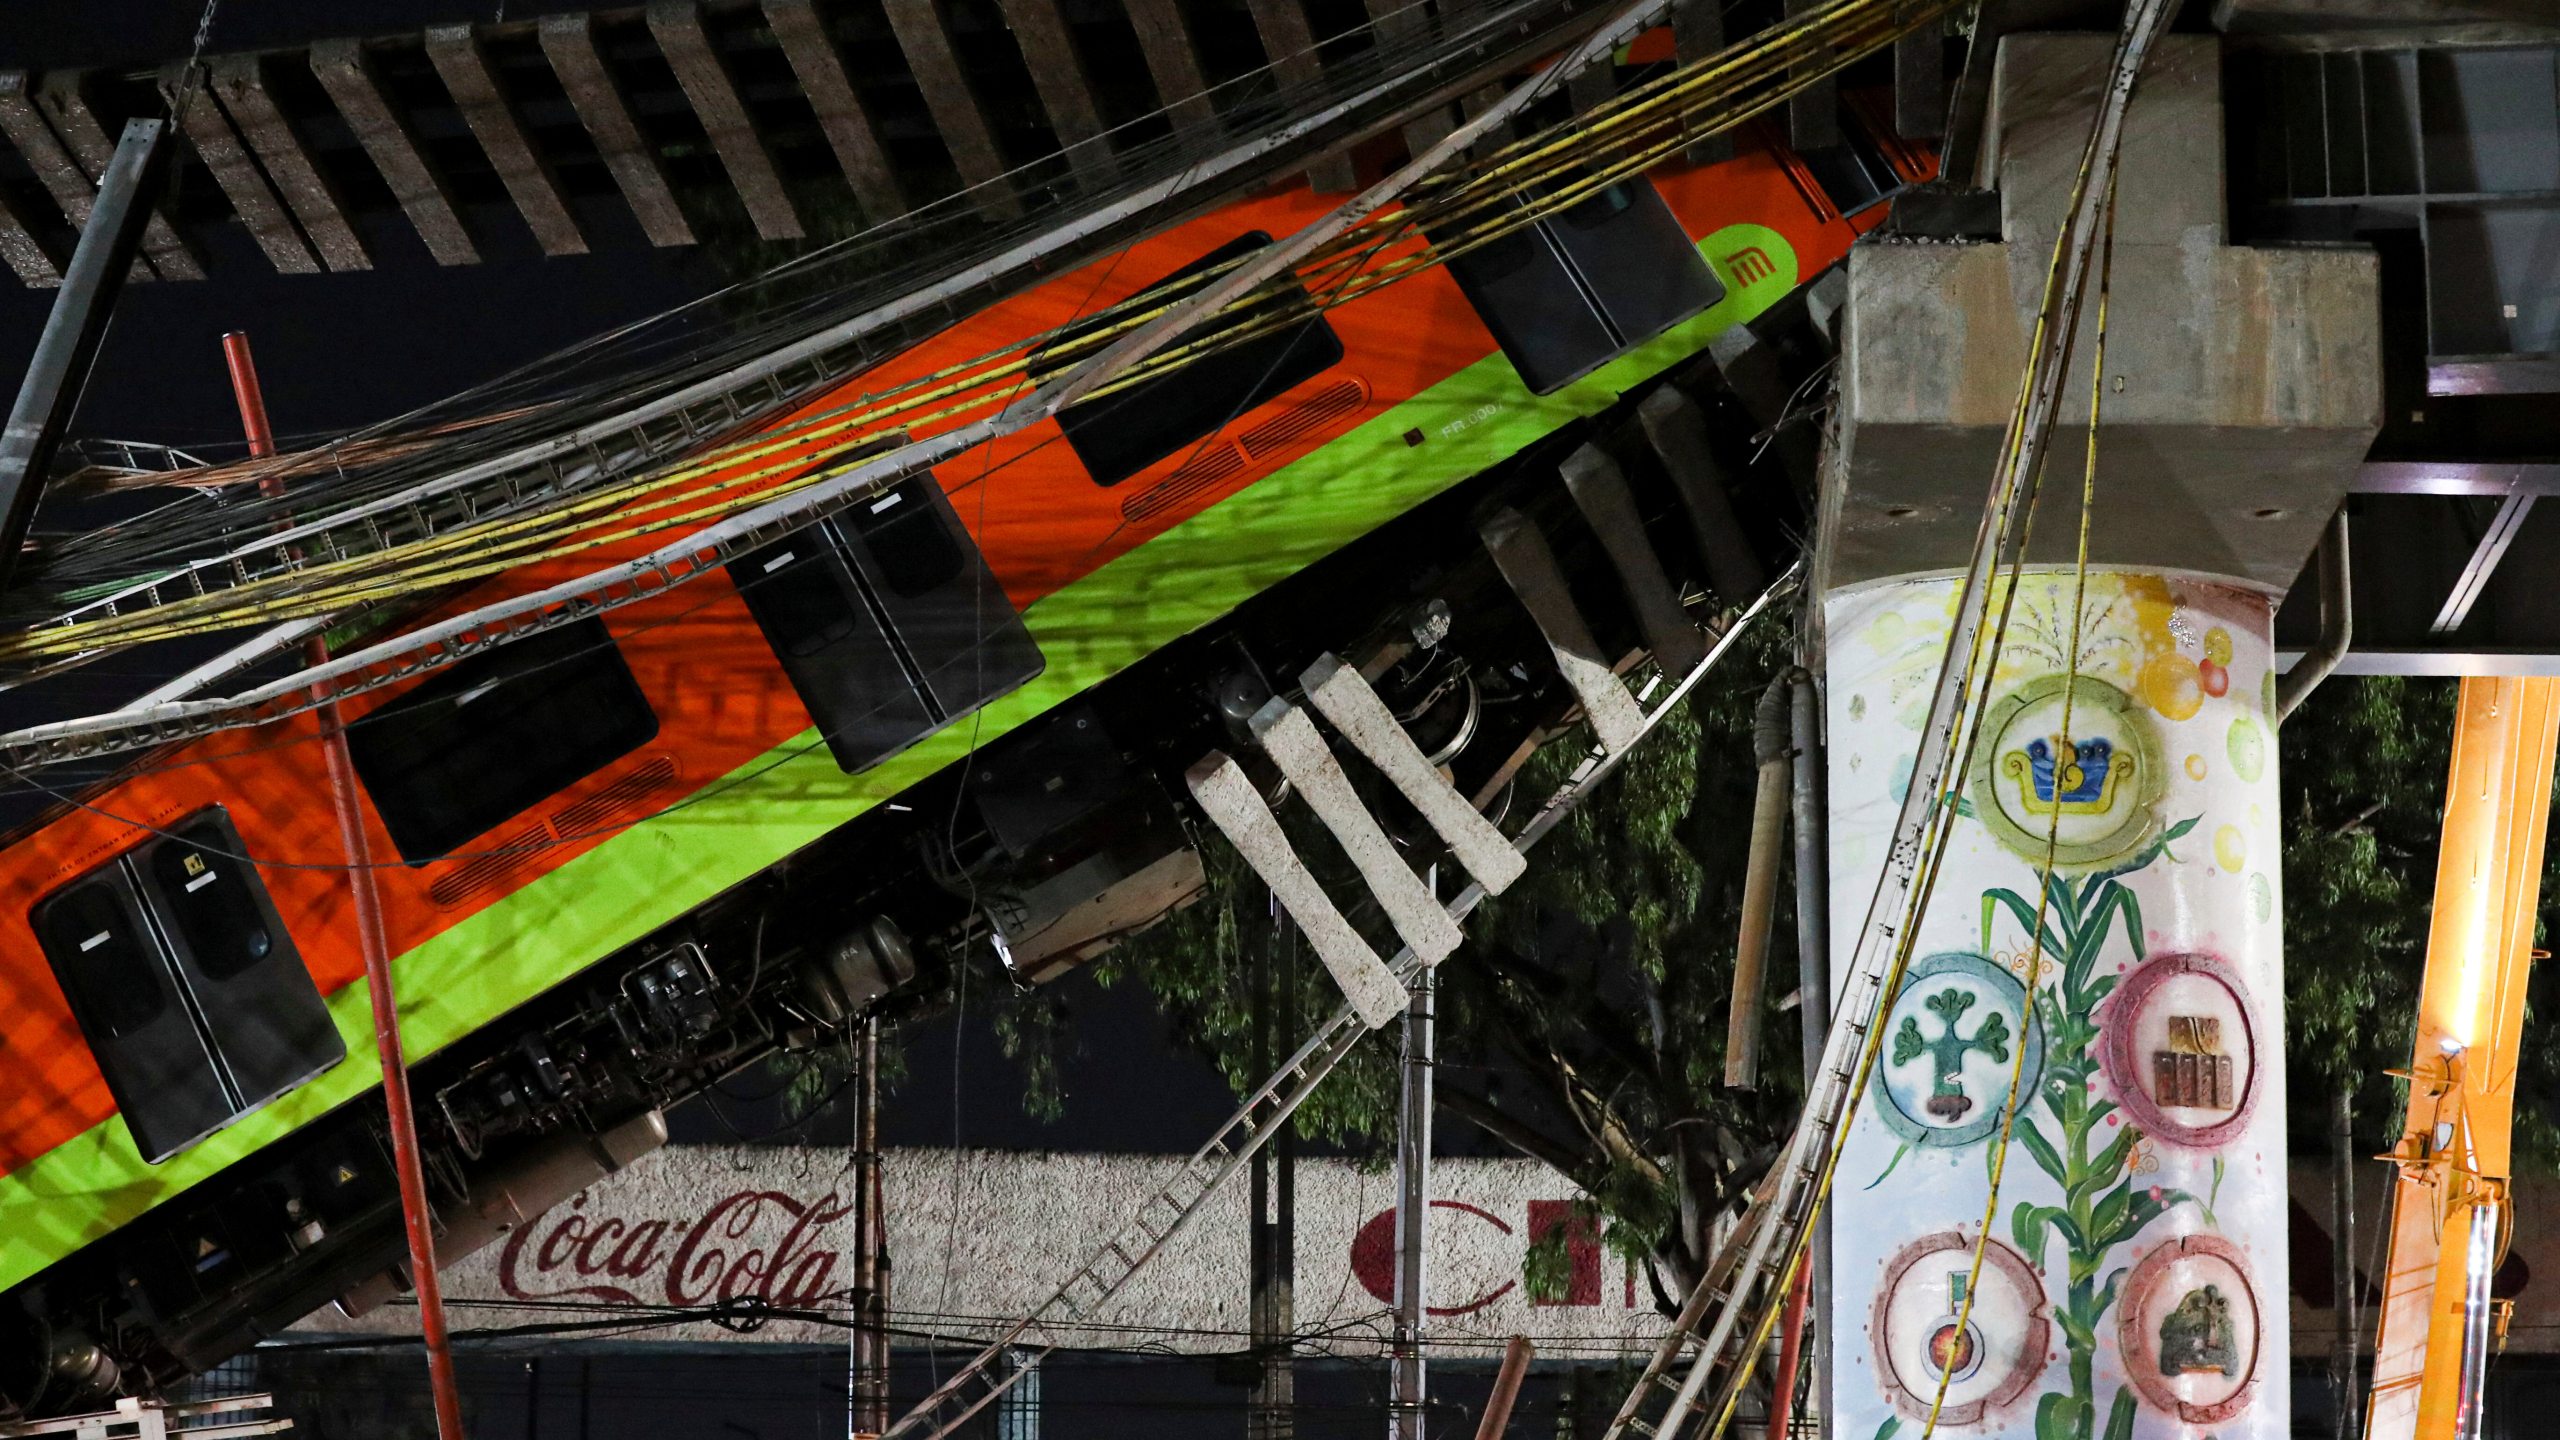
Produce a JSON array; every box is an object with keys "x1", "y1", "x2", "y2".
[
  {"x1": 1872, "y1": 952, "x2": 2046, "y2": 1149},
  {"x1": 1868, "y1": 1230, "x2": 2051, "y2": 1425},
  {"x1": 2117, "y1": 1233, "x2": 2264, "y2": 1423},
  {"x1": 2099, "y1": 952, "x2": 2263, "y2": 1149},
  {"x1": 1968, "y1": 675, "x2": 2166, "y2": 867}
]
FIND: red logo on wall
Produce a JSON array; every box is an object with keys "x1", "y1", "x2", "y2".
[{"x1": 497, "y1": 1189, "x2": 853, "y2": 1308}]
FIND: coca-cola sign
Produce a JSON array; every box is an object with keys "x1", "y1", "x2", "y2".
[
  {"x1": 303, "y1": 1147, "x2": 1672, "y2": 1354},
  {"x1": 498, "y1": 1188, "x2": 854, "y2": 1309}
]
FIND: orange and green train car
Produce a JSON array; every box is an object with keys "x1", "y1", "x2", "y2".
[{"x1": 0, "y1": 102, "x2": 1921, "y2": 1408}]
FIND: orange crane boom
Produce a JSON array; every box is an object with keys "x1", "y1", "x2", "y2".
[{"x1": 2366, "y1": 677, "x2": 2560, "y2": 1440}]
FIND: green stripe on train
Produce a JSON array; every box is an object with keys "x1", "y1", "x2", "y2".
[{"x1": 0, "y1": 227, "x2": 1797, "y2": 1293}]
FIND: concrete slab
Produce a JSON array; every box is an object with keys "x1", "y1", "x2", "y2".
[
  {"x1": 646, "y1": 2, "x2": 805, "y2": 241},
  {"x1": 426, "y1": 25, "x2": 589, "y2": 256},
  {"x1": 159, "y1": 67, "x2": 321, "y2": 274},
  {"x1": 1124, "y1": 0, "x2": 1218, "y2": 132},
  {"x1": 1480, "y1": 507, "x2": 1648, "y2": 754},
  {"x1": 0, "y1": 189, "x2": 57, "y2": 286},
  {"x1": 1241, "y1": 0, "x2": 1356, "y2": 191},
  {"x1": 1637, "y1": 386, "x2": 1765, "y2": 604},
  {"x1": 34, "y1": 74, "x2": 201, "y2": 279},
  {"x1": 539, "y1": 14, "x2": 695, "y2": 248},
  {"x1": 310, "y1": 39, "x2": 478, "y2": 266},
  {"x1": 760, "y1": 0, "x2": 907, "y2": 224},
  {"x1": 1300, "y1": 653, "x2": 1526, "y2": 896},
  {"x1": 990, "y1": 0, "x2": 1115, "y2": 184},
  {"x1": 1562, "y1": 444, "x2": 1709, "y2": 675},
  {"x1": 1186, "y1": 751, "x2": 1408, "y2": 1029},
  {"x1": 0, "y1": 75, "x2": 118, "y2": 263},
  {"x1": 1250, "y1": 701, "x2": 1465, "y2": 966},
  {"x1": 209, "y1": 55, "x2": 369, "y2": 271},
  {"x1": 881, "y1": 0, "x2": 1020, "y2": 219}
]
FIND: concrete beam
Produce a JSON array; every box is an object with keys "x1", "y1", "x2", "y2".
[
  {"x1": 1894, "y1": 25, "x2": 1945, "y2": 139},
  {"x1": 1784, "y1": 0, "x2": 1840, "y2": 151},
  {"x1": 0, "y1": 72, "x2": 151, "y2": 281},
  {"x1": 991, "y1": 0, "x2": 1115, "y2": 184},
  {"x1": 34, "y1": 73, "x2": 201, "y2": 279},
  {"x1": 880, "y1": 0, "x2": 1019, "y2": 218},
  {"x1": 1670, "y1": 0, "x2": 1732, "y2": 163},
  {"x1": 158, "y1": 65, "x2": 322, "y2": 274},
  {"x1": 1124, "y1": 0, "x2": 1218, "y2": 132},
  {"x1": 1242, "y1": 0, "x2": 1356, "y2": 191},
  {"x1": 425, "y1": 25, "x2": 589, "y2": 256},
  {"x1": 1360, "y1": 0, "x2": 1450, "y2": 155},
  {"x1": 645, "y1": 2, "x2": 804, "y2": 240},
  {"x1": 310, "y1": 39, "x2": 479, "y2": 266},
  {"x1": 1480, "y1": 507, "x2": 1647, "y2": 754},
  {"x1": 539, "y1": 14, "x2": 694, "y2": 248},
  {"x1": 1300, "y1": 653, "x2": 1525, "y2": 895},
  {"x1": 760, "y1": 0, "x2": 906, "y2": 224},
  {"x1": 1828, "y1": 33, "x2": 2381, "y2": 595},
  {"x1": 208, "y1": 55, "x2": 369, "y2": 271},
  {"x1": 0, "y1": 189, "x2": 58, "y2": 287}
]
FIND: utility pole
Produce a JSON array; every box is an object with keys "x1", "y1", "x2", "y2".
[
  {"x1": 851, "y1": 1017, "x2": 890, "y2": 1437},
  {"x1": 1390, "y1": 967, "x2": 1435, "y2": 1440},
  {"x1": 1251, "y1": 912, "x2": 1298, "y2": 1440},
  {"x1": 0, "y1": 117, "x2": 169, "y2": 595},
  {"x1": 224, "y1": 331, "x2": 466, "y2": 1440},
  {"x1": 2333, "y1": 1083, "x2": 2360, "y2": 1440}
]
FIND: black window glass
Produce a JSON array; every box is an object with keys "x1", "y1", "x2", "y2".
[
  {"x1": 1039, "y1": 232, "x2": 1345, "y2": 487},
  {"x1": 36, "y1": 882, "x2": 165, "y2": 1038},
  {"x1": 740, "y1": 539, "x2": 862, "y2": 657},
  {"x1": 846, "y1": 480, "x2": 964, "y2": 598},
  {"x1": 149, "y1": 824, "x2": 276, "y2": 981},
  {"x1": 348, "y1": 617, "x2": 660, "y2": 862}
]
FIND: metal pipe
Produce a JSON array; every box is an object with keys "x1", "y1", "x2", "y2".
[
  {"x1": 1474, "y1": 1337, "x2": 1535, "y2": 1440},
  {"x1": 225, "y1": 332, "x2": 465, "y2": 1440},
  {"x1": 1784, "y1": 665, "x2": 1832, "y2": 1425},
  {"x1": 852, "y1": 1015, "x2": 889, "y2": 1437},
  {"x1": 1727, "y1": 675, "x2": 1792, "y2": 1088},
  {"x1": 2333, "y1": 1083, "x2": 2361, "y2": 1440},
  {"x1": 1762, "y1": 1259, "x2": 1812, "y2": 1440},
  {"x1": 1391, "y1": 968, "x2": 1435, "y2": 1440},
  {"x1": 2279, "y1": 507, "x2": 2352, "y2": 723},
  {"x1": 0, "y1": 119, "x2": 169, "y2": 595}
]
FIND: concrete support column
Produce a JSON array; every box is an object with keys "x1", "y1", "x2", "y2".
[
  {"x1": 1825, "y1": 568, "x2": 2289, "y2": 1439},
  {"x1": 1814, "y1": 30, "x2": 2382, "y2": 1440}
]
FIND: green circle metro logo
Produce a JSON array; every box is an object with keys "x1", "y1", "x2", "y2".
[{"x1": 1968, "y1": 674, "x2": 2166, "y2": 868}]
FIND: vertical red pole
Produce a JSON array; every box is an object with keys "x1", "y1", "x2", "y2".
[
  {"x1": 223, "y1": 332, "x2": 467, "y2": 1440},
  {"x1": 1764, "y1": 1257, "x2": 1813, "y2": 1440}
]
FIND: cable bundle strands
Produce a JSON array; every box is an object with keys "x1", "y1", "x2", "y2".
[
  {"x1": 1, "y1": 0, "x2": 1648, "y2": 634},
  {"x1": 0, "y1": 0, "x2": 1953, "y2": 694},
  {"x1": 1591, "y1": 4, "x2": 2178, "y2": 1438}
]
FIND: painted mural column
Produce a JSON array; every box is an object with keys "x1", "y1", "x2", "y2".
[{"x1": 1823, "y1": 572, "x2": 2287, "y2": 1440}]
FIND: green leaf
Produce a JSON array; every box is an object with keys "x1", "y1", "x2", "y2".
[
  {"x1": 2015, "y1": 1118, "x2": 2069, "y2": 1188},
  {"x1": 2096, "y1": 1265, "x2": 2128, "y2": 1326},
  {"x1": 2012, "y1": 1201, "x2": 2061, "y2": 1273},
  {"x1": 1873, "y1": 1421, "x2": 1902, "y2": 1440},
  {"x1": 2082, "y1": 1126, "x2": 2137, "y2": 1198},
  {"x1": 2036, "y1": 1392, "x2": 2086, "y2": 1440},
  {"x1": 1865, "y1": 1142, "x2": 1912, "y2": 1191},
  {"x1": 2102, "y1": 1387, "x2": 2139, "y2": 1440},
  {"x1": 2091, "y1": 1181, "x2": 2132, "y2": 1243},
  {"x1": 2162, "y1": 814, "x2": 2202, "y2": 843},
  {"x1": 1982, "y1": 888, "x2": 2042, "y2": 953}
]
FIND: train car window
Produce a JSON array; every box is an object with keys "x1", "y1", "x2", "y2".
[
  {"x1": 349, "y1": 617, "x2": 659, "y2": 862},
  {"x1": 34, "y1": 867, "x2": 238, "y2": 1164},
  {"x1": 1037, "y1": 232, "x2": 1345, "y2": 487},
  {"x1": 148, "y1": 828, "x2": 272, "y2": 980},
  {"x1": 136, "y1": 813, "x2": 345, "y2": 1113},
  {"x1": 845, "y1": 481, "x2": 964, "y2": 598},
  {"x1": 35, "y1": 882, "x2": 167, "y2": 1038},
  {"x1": 1442, "y1": 173, "x2": 1724, "y2": 395},
  {"x1": 743, "y1": 539, "x2": 865, "y2": 658},
  {"x1": 728, "y1": 524, "x2": 940, "y2": 775},
  {"x1": 837, "y1": 476, "x2": 1047, "y2": 727}
]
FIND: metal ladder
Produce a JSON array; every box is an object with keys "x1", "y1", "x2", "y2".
[{"x1": 879, "y1": 570, "x2": 1797, "y2": 1440}]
